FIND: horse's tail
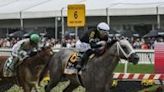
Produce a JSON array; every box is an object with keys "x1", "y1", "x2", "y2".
[{"x1": 38, "y1": 59, "x2": 50, "y2": 86}]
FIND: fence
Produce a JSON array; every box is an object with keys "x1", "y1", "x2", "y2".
[
  {"x1": 0, "y1": 48, "x2": 154, "y2": 64},
  {"x1": 135, "y1": 49, "x2": 154, "y2": 64}
]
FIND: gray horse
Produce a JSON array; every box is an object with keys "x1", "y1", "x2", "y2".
[{"x1": 39, "y1": 39, "x2": 139, "y2": 92}]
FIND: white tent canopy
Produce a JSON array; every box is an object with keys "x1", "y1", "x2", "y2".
[
  {"x1": 22, "y1": 0, "x2": 81, "y2": 18},
  {"x1": 0, "y1": 0, "x2": 49, "y2": 19},
  {"x1": 0, "y1": 0, "x2": 164, "y2": 19}
]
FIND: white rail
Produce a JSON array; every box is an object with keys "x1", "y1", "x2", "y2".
[{"x1": 0, "y1": 48, "x2": 154, "y2": 64}]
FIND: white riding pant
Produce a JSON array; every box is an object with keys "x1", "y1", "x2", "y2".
[{"x1": 75, "y1": 40, "x2": 91, "y2": 52}]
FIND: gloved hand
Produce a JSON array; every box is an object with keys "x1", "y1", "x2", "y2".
[
  {"x1": 90, "y1": 41, "x2": 103, "y2": 48},
  {"x1": 31, "y1": 48, "x2": 38, "y2": 52},
  {"x1": 27, "y1": 50, "x2": 37, "y2": 57},
  {"x1": 90, "y1": 39, "x2": 97, "y2": 48},
  {"x1": 96, "y1": 41, "x2": 106, "y2": 47},
  {"x1": 19, "y1": 50, "x2": 27, "y2": 57}
]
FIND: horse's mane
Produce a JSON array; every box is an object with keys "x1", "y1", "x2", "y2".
[
  {"x1": 24, "y1": 47, "x2": 50, "y2": 64},
  {"x1": 107, "y1": 39, "x2": 118, "y2": 48}
]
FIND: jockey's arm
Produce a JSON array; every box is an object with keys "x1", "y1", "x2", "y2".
[
  {"x1": 30, "y1": 43, "x2": 41, "y2": 52},
  {"x1": 18, "y1": 42, "x2": 32, "y2": 57},
  {"x1": 89, "y1": 39, "x2": 102, "y2": 48}
]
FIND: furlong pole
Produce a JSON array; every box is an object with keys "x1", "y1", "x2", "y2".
[
  {"x1": 55, "y1": 17, "x2": 58, "y2": 40},
  {"x1": 156, "y1": 6, "x2": 161, "y2": 29},
  {"x1": 61, "y1": 7, "x2": 65, "y2": 45},
  {"x1": 106, "y1": 8, "x2": 110, "y2": 25},
  {"x1": 20, "y1": 12, "x2": 24, "y2": 30}
]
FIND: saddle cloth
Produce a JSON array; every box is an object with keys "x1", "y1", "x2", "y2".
[
  {"x1": 3, "y1": 56, "x2": 15, "y2": 77},
  {"x1": 64, "y1": 52, "x2": 95, "y2": 75},
  {"x1": 64, "y1": 52, "x2": 81, "y2": 75}
]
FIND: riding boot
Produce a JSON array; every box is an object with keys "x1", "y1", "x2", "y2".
[
  {"x1": 76, "y1": 49, "x2": 94, "y2": 70},
  {"x1": 12, "y1": 57, "x2": 19, "y2": 69}
]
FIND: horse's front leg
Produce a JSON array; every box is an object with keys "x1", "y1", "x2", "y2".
[
  {"x1": 105, "y1": 83, "x2": 112, "y2": 92},
  {"x1": 105, "y1": 88, "x2": 110, "y2": 92},
  {"x1": 18, "y1": 66, "x2": 33, "y2": 92},
  {"x1": 30, "y1": 82, "x2": 40, "y2": 92},
  {"x1": 105, "y1": 76, "x2": 113, "y2": 92},
  {"x1": 34, "y1": 83, "x2": 40, "y2": 92},
  {"x1": 63, "y1": 80, "x2": 79, "y2": 92},
  {"x1": 22, "y1": 83, "x2": 32, "y2": 92},
  {"x1": 44, "y1": 68, "x2": 62, "y2": 92}
]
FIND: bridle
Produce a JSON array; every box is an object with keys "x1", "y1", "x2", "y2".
[{"x1": 116, "y1": 40, "x2": 135, "y2": 59}]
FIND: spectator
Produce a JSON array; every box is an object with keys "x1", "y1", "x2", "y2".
[
  {"x1": 66, "y1": 39, "x2": 72, "y2": 48},
  {"x1": 133, "y1": 38, "x2": 141, "y2": 49},
  {"x1": 54, "y1": 40, "x2": 61, "y2": 48},
  {"x1": 141, "y1": 41, "x2": 149, "y2": 49}
]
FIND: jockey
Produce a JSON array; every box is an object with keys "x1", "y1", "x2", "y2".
[
  {"x1": 11, "y1": 34, "x2": 41, "y2": 68},
  {"x1": 76, "y1": 22, "x2": 110, "y2": 70}
]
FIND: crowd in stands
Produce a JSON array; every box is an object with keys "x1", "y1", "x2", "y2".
[
  {"x1": 0, "y1": 38, "x2": 20, "y2": 48},
  {"x1": 0, "y1": 36, "x2": 164, "y2": 50},
  {"x1": 0, "y1": 37, "x2": 164, "y2": 49}
]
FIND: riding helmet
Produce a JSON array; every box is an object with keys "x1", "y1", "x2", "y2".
[{"x1": 30, "y1": 34, "x2": 41, "y2": 44}]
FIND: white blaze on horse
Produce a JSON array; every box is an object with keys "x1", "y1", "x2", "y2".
[{"x1": 39, "y1": 38, "x2": 139, "y2": 92}]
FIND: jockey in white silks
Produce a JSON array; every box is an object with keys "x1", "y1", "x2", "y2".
[{"x1": 75, "y1": 40, "x2": 91, "y2": 52}]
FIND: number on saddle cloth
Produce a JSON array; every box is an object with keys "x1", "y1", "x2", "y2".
[
  {"x1": 64, "y1": 52, "x2": 83, "y2": 74},
  {"x1": 67, "y1": 52, "x2": 77, "y2": 67},
  {"x1": 70, "y1": 52, "x2": 78, "y2": 63}
]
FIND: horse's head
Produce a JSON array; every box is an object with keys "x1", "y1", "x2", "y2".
[
  {"x1": 27, "y1": 46, "x2": 54, "y2": 64},
  {"x1": 39, "y1": 46, "x2": 54, "y2": 58},
  {"x1": 109, "y1": 38, "x2": 139, "y2": 64}
]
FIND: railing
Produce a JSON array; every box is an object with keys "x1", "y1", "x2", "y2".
[
  {"x1": 0, "y1": 48, "x2": 155, "y2": 74},
  {"x1": 118, "y1": 49, "x2": 154, "y2": 64},
  {"x1": 0, "y1": 48, "x2": 12, "y2": 56},
  {"x1": 0, "y1": 48, "x2": 154, "y2": 64},
  {"x1": 135, "y1": 49, "x2": 154, "y2": 64}
]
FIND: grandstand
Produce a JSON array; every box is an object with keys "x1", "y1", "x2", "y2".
[{"x1": 0, "y1": 0, "x2": 163, "y2": 38}]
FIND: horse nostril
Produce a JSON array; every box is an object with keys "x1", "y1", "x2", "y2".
[
  {"x1": 136, "y1": 56, "x2": 139, "y2": 61},
  {"x1": 134, "y1": 55, "x2": 139, "y2": 60},
  {"x1": 133, "y1": 55, "x2": 139, "y2": 64},
  {"x1": 129, "y1": 53, "x2": 139, "y2": 64}
]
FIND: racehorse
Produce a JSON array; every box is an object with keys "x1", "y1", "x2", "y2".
[
  {"x1": 39, "y1": 38, "x2": 139, "y2": 92},
  {"x1": 0, "y1": 46, "x2": 53, "y2": 92}
]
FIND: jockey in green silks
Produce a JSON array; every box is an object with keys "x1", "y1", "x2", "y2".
[{"x1": 11, "y1": 34, "x2": 41, "y2": 69}]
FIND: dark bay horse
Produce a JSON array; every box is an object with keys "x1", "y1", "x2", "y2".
[
  {"x1": 39, "y1": 39, "x2": 139, "y2": 92},
  {"x1": 0, "y1": 46, "x2": 53, "y2": 92}
]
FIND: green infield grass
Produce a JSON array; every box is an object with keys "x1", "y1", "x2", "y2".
[
  {"x1": 114, "y1": 64, "x2": 154, "y2": 73},
  {"x1": 6, "y1": 64, "x2": 155, "y2": 92}
]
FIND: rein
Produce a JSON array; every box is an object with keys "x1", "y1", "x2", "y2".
[{"x1": 116, "y1": 40, "x2": 135, "y2": 59}]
